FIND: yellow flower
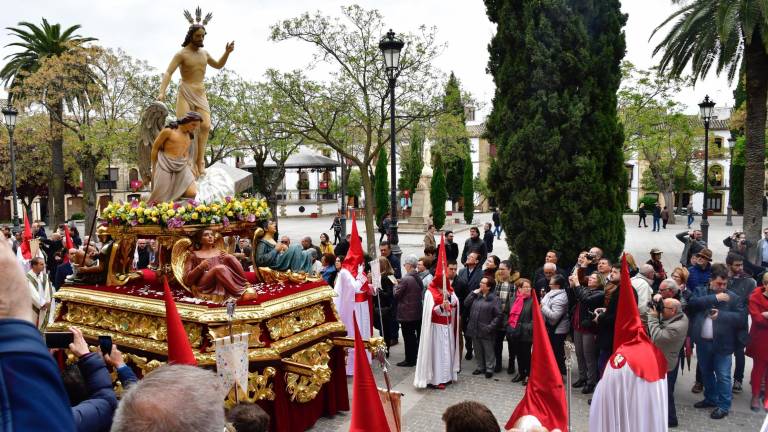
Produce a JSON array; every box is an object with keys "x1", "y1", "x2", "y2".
[
  {"x1": 195, "y1": 205, "x2": 205, "y2": 212},
  {"x1": 177, "y1": 207, "x2": 186, "y2": 214},
  {"x1": 151, "y1": 217, "x2": 158, "y2": 223},
  {"x1": 136, "y1": 208, "x2": 144, "y2": 216},
  {"x1": 138, "y1": 218, "x2": 145, "y2": 224},
  {"x1": 226, "y1": 211, "x2": 234, "y2": 217},
  {"x1": 166, "y1": 209, "x2": 175, "y2": 217},
  {"x1": 191, "y1": 212, "x2": 199, "y2": 220}
]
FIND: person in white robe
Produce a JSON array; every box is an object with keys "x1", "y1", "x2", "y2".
[
  {"x1": 26, "y1": 256, "x2": 54, "y2": 331},
  {"x1": 414, "y1": 283, "x2": 460, "y2": 388}
]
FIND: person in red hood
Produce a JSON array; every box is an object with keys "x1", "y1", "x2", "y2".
[{"x1": 746, "y1": 273, "x2": 768, "y2": 412}]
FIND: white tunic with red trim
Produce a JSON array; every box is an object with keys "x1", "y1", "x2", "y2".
[
  {"x1": 333, "y1": 267, "x2": 372, "y2": 376},
  {"x1": 414, "y1": 286, "x2": 460, "y2": 388}
]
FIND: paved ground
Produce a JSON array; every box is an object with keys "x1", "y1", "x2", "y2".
[{"x1": 274, "y1": 212, "x2": 768, "y2": 431}]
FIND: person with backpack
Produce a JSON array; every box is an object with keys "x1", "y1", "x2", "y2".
[{"x1": 541, "y1": 274, "x2": 570, "y2": 375}]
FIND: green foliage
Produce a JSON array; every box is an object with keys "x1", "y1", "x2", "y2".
[
  {"x1": 462, "y1": 158, "x2": 474, "y2": 224},
  {"x1": 347, "y1": 169, "x2": 362, "y2": 197},
  {"x1": 374, "y1": 147, "x2": 389, "y2": 224},
  {"x1": 430, "y1": 154, "x2": 447, "y2": 229},
  {"x1": 69, "y1": 212, "x2": 85, "y2": 221},
  {"x1": 399, "y1": 123, "x2": 424, "y2": 192},
  {"x1": 639, "y1": 195, "x2": 658, "y2": 209},
  {"x1": 434, "y1": 72, "x2": 471, "y2": 202},
  {"x1": 485, "y1": 0, "x2": 627, "y2": 274}
]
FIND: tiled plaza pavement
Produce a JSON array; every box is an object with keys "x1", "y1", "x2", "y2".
[{"x1": 279, "y1": 213, "x2": 768, "y2": 431}]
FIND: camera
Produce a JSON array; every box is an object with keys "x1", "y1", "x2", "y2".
[
  {"x1": 585, "y1": 253, "x2": 595, "y2": 261},
  {"x1": 647, "y1": 299, "x2": 663, "y2": 313}
]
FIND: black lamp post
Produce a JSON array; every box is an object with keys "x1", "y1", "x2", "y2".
[
  {"x1": 726, "y1": 137, "x2": 735, "y2": 226},
  {"x1": 2, "y1": 104, "x2": 19, "y2": 231},
  {"x1": 379, "y1": 29, "x2": 404, "y2": 256},
  {"x1": 698, "y1": 95, "x2": 715, "y2": 243}
]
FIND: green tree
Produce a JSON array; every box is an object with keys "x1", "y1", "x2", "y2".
[
  {"x1": 399, "y1": 122, "x2": 424, "y2": 192},
  {"x1": 653, "y1": 0, "x2": 768, "y2": 254},
  {"x1": 462, "y1": 158, "x2": 474, "y2": 224},
  {"x1": 730, "y1": 136, "x2": 746, "y2": 213},
  {"x1": 347, "y1": 168, "x2": 362, "y2": 198},
  {"x1": 0, "y1": 19, "x2": 96, "y2": 226},
  {"x1": 430, "y1": 153, "x2": 447, "y2": 229},
  {"x1": 268, "y1": 5, "x2": 444, "y2": 254},
  {"x1": 374, "y1": 146, "x2": 389, "y2": 224},
  {"x1": 484, "y1": 0, "x2": 627, "y2": 274},
  {"x1": 435, "y1": 72, "x2": 471, "y2": 206}
]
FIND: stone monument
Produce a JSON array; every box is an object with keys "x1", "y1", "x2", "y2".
[{"x1": 399, "y1": 140, "x2": 433, "y2": 233}]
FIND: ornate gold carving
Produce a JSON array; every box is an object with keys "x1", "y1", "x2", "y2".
[
  {"x1": 224, "y1": 367, "x2": 276, "y2": 408},
  {"x1": 123, "y1": 352, "x2": 165, "y2": 376},
  {"x1": 267, "y1": 304, "x2": 326, "y2": 340},
  {"x1": 283, "y1": 340, "x2": 333, "y2": 403},
  {"x1": 61, "y1": 302, "x2": 202, "y2": 347},
  {"x1": 207, "y1": 324, "x2": 264, "y2": 349},
  {"x1": 171, "y1": 237, "x2": 193, "y2": 292},
  {"x1": 332, "y1": 336, "x2": 386, "y2": 355}
]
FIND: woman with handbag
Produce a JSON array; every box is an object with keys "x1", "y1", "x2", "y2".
[
  {"x1": 567, "y1": 272, "x2": 605, "y2": 394},
  {"x1": 541, "y1": 274, "x2": 569, "y2": 375},
  {"x1": 506, "y1": 278, "x2": 535, "y2": 385},
  {"x1": 373, "y1": 256, "x2": 398, "y2": 357}
]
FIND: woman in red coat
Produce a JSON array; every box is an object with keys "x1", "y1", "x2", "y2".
[{"x1": 746, "y1": 273, "x2": 768, "y2": 411}]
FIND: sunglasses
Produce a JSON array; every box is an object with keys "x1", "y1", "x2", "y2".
[{"x1": 280, "y1": 241, "x2": 288, "y2": 244}]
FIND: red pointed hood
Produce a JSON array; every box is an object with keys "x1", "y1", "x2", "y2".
[
  {"x1": 349, "y1": 312, "x2": 390, "y2": 432},
  {"x1": 506, "y1": 294, "x2": 567, "y2": 431},
  {"x1": 427, "y1": 233, "x2": 452, "y2": 294},
  {"x1": 62, "y1": 225, "x2": 74, "y2": 263},
  {"x1": 342, "y1": 211, "x2": 364, "y2": 277},
  {"x1": 162, "y1": 276, "x2": 197, "y2": 366},
  {"x1": 20, "y1": 213, "x2": 32, "y2": 260},
  {"x1": 610, "y1": 253, "x2": 666, "y2": 381}
]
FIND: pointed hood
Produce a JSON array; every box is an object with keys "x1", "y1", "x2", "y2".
[
  {"x1": 62, "y1": 225, "x2": 74, "y2": 263},
  {"x1": 427, "y1": 233, "x2": 452, "y2": 294},
  {"x1": 342, "y1": 210, "x2": 364, "y2": 277},
  {"x1": 162, "y1": 276, "x2": 197, "y2": 366},
  {"x1": 349, "y1": 312, "x2": 390, "y2": 432},
  {"x1": 20, "y1": 213, "x2": 32, "y2": 260},
  {"x1": 506, "y1": 294, "x2": 567, "y2": 431},
  {"x1": 610, "y1": 253, "x2": 666, "y2": 381}
]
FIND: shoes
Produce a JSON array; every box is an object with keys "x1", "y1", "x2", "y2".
[
  {"x1": 587, "y1": 399, "x2": 592, "y2": 405},
  {"x1": 472, "y1": 369, "x2": 483, "y2": 375},
  {"x1": 396, "y1": 361, "x2": 415, "y2": 367},
  {"x1": 691, "y1": 382, "x2": 704, "y2": 393},
  {"x1": 485, "y1": 372, "x2": 493, "y2": 379},
  {"x1": 388, "y1": 339, "x2": 399, "y2": 346},
  {"x1": 752, "y1": 396, "x2": 762, "y2": 412},
  {"x1": 710, "y1": 408, "x2": 728, "y2": 419},
  {"x1": 494, "y1": 364, "x2": 502, "y2": 373},
  {"x1": 465, "y1": 352, "x2": 473, "y2": 361},
  {"x1": 581, "y1": 384, "x2": 595, "y2": 394},
  {"x1": 511, "y1": 374, "x2": 523, "y2": 383},
  {"x1": 694, "y1": 400, "x2": 716, "y2": 409},
  {"x1": 668, "y1": 419, "x2": 678, "y2": 428},
  {"x1": 573, "y1": 379, "x2": 587, "y2": 388},
  {"x1": 521, "y1": 376, "x2": 528, "y2": 386},
  {"x1": 733, "y1": 380, "x2": 743, "y2": 394}
]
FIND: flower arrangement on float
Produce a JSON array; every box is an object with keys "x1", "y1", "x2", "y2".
[{"x1": 101, "y1": 196, "x2": 271, "y2": 228}]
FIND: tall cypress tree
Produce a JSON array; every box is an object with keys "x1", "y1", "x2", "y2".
[
  {"x1": 400, "y1": 122, "x2": 425, "y2": 192},
  {"x1": 484, "y1": 0, "x2": 627, "y2": 275},
  {"x1": 441, "y1": 72, "x2": 471, "y2": 204},
  {"x1": 431, "y1": 153, "x2": 447, "y2": 229},
  {"x1": 462, "y1": 159, "x2": 474, "y2": 224},
  {"x1": 374, "y1": 146, "x2": 389, "y2": 224}
]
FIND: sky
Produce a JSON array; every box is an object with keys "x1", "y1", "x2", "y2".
[{"x1": 0, "y1": 0, "x2": 735, "y2": 118}]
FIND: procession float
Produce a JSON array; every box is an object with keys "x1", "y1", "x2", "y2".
[{"x1": 47, "y1": 7, "x2": 383, "y2": 431}]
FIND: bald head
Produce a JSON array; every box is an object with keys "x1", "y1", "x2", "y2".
[
  {"x1": 640, "y1": 264, "x2": 654, "y2": 278},
  {"x1": 663, "y1": 298, "x2": 682, "y2": 319}
]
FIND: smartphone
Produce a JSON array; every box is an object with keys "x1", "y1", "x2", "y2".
[
  {"x1": 98, "y1": 335, "x2": 113, "y2": 355},
  {"x1": 45, "y1": 332, "x2": 74, "y2": 349},
  {"x1": 709, "y1": 308, "x2": 718, "y2": 317}
]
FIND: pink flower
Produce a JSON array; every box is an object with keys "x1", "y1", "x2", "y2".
[
  {"x1": 246, "y1": 214, "x2": 256, "y2": 223},
  {"x1": 222, "y1": 216, "x2": 230, "y2": 227},
  {"x1": 225, "y1": 196, "x2": 232, "y2": 203},
  {"x1": 131, "y1": 200, "x2": 139, "y2": 208}
]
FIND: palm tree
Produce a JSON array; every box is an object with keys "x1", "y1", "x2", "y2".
[
  {"x1": 0, "y1": 19, "x2": 96, "y2": 225},
  {"x1": 652, "y1": 1, "x2": 768, "y2": 252}
]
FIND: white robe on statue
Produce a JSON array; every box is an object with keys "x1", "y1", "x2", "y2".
[
  {"x1": 589, "y1": 355, "x2": 668, "y2": 432},
  {"x1": 333, "y1": 267, "x2": 372, "y2": 376},
  {"x1": 414, "y1": 289, "x2": 460, "y2": 388}
]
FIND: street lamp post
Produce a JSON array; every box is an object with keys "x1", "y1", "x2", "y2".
[
  {"x1": 726, "y1": 137, "x2": 735, "y2": 226},
  {"x1": 698, "y1": 95, "x2": 715, "y2": 243},
  {"x1": 2, "y1": 104, "x2": 19, "y2": 231},
  {"x1": 379, "y1": 29, "x2": 404, "y2": 257}
]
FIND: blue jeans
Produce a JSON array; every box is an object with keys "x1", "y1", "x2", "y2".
[
  {"x1": 697, "y1": 340, "x2": 733, "y2": 411},
  {"x1": 653, "y1": 217, "x2": 661, "y2": 231},
  {"x1": 687, "y1": 213, "x2": 694, "y2": 227},
  {"x1": 493, "y1": 225, "x2": 502, "y2": 239}
]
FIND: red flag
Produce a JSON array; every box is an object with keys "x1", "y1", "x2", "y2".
[
  {"x1": 62, "y1": 225, "x2": 74, "y2": 263},
  {"x1": 20, "y1": 213, "x2": 32, "y2": 260},
  {"x1": 506, "y1": 294, "x2": 568, "y2": 431},
  {"x1": 349, "y1": 312, "x2": 390, "y2": 432},
  {"x1": 609, "y1": 253, "x2": 666, "y2": 381},
  {"x1": 342, "y1": 210, "x2": 364, "y2": 277},
  {"x1": 162, "y1": 276, "x2": 197, "y2": 366}
]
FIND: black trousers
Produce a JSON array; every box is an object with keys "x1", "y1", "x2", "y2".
[
  {"x1": 548, "y1": 331, "x2": 567, "y2": 375},
  {"x1": 400, "y1": 320, "x2": 421, "y2": 364},
  {"x1": 494, "y1": 330, "x2": 512, "y2": 368},
  {"x1": 509, "y1": 338, "x2": 532, "y2": 376},
  {"x1": 333, "y1": 229, "x2": 341, "y2": 244},
  {"x1": 462, "y1": 317, "x2": 473, "y2": 355}
]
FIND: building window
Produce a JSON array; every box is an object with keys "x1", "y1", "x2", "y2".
[
  {"x1": 707, "y1": 193, "x2": 723, "y2": 213},
  {"x1": 464, "y1": 106, "x2": 476, "y2": 122},
  {"x1": 714, "y1": 137, "x2": 722, "y2": 148},
  {"x1": 709, "y1": 165, "x2": 723, "y2": 187}
]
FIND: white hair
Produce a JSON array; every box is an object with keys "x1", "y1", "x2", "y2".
[
  {"x1": 543, "y1": 262, "x2": 556, "y2": 271},
  {"x1": 111, "y1": 365, "x2": 225, "y2": 432},
  {"x1": 640, "y1": 264, "x2": 655, "y2": 278},
  {"x1": 403, "y1": 254, "x2": 419, "y2": 267},
  {"x1": 660, "y1": 278, "x2": 680, "y2": 294}
]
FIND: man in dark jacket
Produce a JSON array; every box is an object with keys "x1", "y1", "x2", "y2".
[
  {"x1": 464, "y1": 277, "x2": 502, "y2": 378},
  {"x1": 677, "y1": 230, "x2": 706, "y2": 266},
  {"x1": 688, "y1": 249, "x2": 713, "y2": 292},
  {"x1": 652, "y1": 203, "x2": 662, "y2": 232},
  {"x1": 492, "y1": 208, "x2": 502, "y2": 239},
  {"x1": 334, "y1": 234, "x2": 351, "y2": 257},
  {"x1": 0, "y1": 240, "x2": 76, "y2": 432},
  {"x1": 646, "y1": 248, "x2": 667, "y2": 293},
  {"x1": 68, "y1": 327, "x2": 118, "y2": 431},
  {"x1": 55, "y1": 248, "x2": 74, "y2": 290},
  {"x1": 725, "y1": 253, "x2": 756, "y2": 395},
  {"x1": 482, "y1": 223, "x2": 494, "y2": 253},
  {"x1": 40, "y1": 232, "x2": 65, "y2": 279},
  {"x1": 595, "y1": 264, "x2": 637, "y2": 377},
  {"x1": 461, "y1": 227, "x2": 487, "y2": 265},
  {"x1": 380, "y1": 241, "x2": 402, "y2": 279},
  {"x1": 444, "y1": 231, "x2": 459, "y2": 263},
  {"x1": 394, "y1": 255, "x2": 423, "y2": 367},
  {"x1": 687, "y1": 264, "x2": 746, "y2": 419},
  {"x1": 454, "y1": 252, "x2": 483, "y2": 360}
]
